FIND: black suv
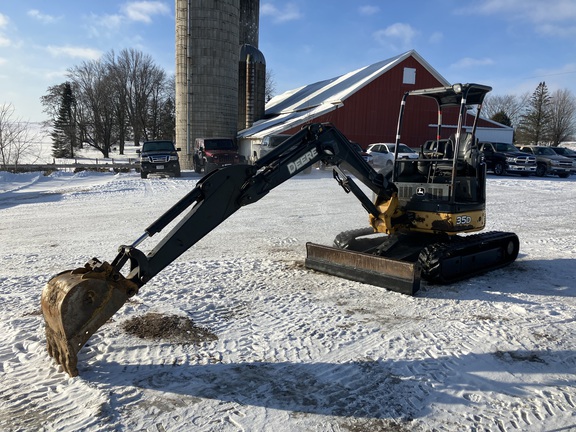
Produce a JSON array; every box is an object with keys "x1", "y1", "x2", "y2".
[
  {"x1": 478, "y1": 141, "x2": 536, "y2": 176},
  {"x1": 138, "y1": 140, "x2": 181, "y2": 179}
]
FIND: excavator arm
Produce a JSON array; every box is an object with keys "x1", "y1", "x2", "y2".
[
  {"x1": 41, "y1": 123, "x2": 395, "y2": 376},
  {"x1": 116, "y1": 123, "x2": 391, "y2": 287}
]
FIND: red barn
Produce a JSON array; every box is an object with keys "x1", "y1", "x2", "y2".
[{"x1": 238, "y1": 50, "x2": 511, "y2": 158}]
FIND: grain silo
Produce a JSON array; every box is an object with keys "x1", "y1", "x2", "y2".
[
  {"x1": 238, "y1": 44, "x2": 266, "y2": 131},
  {"x1": 175, "y1": 0, "x2": 264, "y2": 170}
]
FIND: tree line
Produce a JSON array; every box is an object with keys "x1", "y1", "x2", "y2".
[
  {"x1": 482, "y1": 82, "x2": 576, "y2": 146},
  {"x1": 41, "y1": 48, "x2": 175, "y2": 158}
]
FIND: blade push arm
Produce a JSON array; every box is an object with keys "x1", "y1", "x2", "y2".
[{"x1": 113, "y1": 123, "x2": 394, "y2": 287}]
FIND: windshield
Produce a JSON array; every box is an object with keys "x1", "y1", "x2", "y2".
[
  {"x1": 494, "y1": 143, "x2": 517, "y2": 152},
  {"x1": 386, "y1": 144, "x2": 414, "y2": 153},
  {"x1": 205, "y1": 139, "x2": 237, "y2": 151},
  {"x1": 535, "y1": 147, "x2": 556, "y2": 156},
  {"x1": 398, "y1": 144, "x2": 415, "y2": 153},
  {"x1": 142, "y1": 141, "x2": 175, "y2": 152},
  {"x1": 555, "y1": 147, "x2": 576, "y2": 156}
]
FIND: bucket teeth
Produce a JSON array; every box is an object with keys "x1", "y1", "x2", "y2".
[{"x1": 41, "y1": 260, "x2": 139, "y2": 376}]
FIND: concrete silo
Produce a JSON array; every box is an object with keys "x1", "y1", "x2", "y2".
[
  {"x1": 175, "y1": 0, "x2": 264, "y2": 170},
  {"x1": 175, "y1": 0, "x2": 240, "y2": 169}
]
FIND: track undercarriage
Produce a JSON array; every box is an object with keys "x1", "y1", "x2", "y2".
[{"x1": 305, "y1": 229, "x2": 520, "y2": 295}]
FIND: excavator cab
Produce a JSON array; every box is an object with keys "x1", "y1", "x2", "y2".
[
  {"x1": 388, "y1": 83, "x2": 489, "y2": 235},
  {"x1": 306, "y1": 84, "x2": 519, "y2": 291}
]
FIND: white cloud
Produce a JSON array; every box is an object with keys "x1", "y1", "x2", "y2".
[
  {"x1": 451, "y1": 57, "x2": 495, "y2": 69},
  {"x1": 373, "y1": 23, "x2": 418, "y2": 50},
  {"x1": 0, "y1": 14, "x2": 11, "y2": 47},
  {"x1": 261, "y1": 3, "x2": 302, "y2": 23},
  {"x1": 470, "y1": 0, "x2": 576, "y2": 22},
  {"x1": 121, "y1": 1, "x2": 170, "y2": 24},
  {"x1": 460, "y1": 0, "x2": 576, "y2": 37},
  {"x1": 91, "y1": 13, "x2": 124, "y2": 33},
  {"x1": 0, "y1": 13, "x2": 8, "y2": 28},
  {"x1": 46, "y1": 45, "x2": 103, "y2": 60},
  {"x1": 359, "y1": 5, "x2": 380, "y2": 16},
  {"x1": 429, "y1": 31, "x2": 443, "y2": 44},
  {"x1": 27, "y1": 9, "x2": 58, "y2": 24}
]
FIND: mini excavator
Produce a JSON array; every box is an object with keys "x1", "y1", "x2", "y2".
[{"x1": 42, "y1": 83, "x2": 519, "y2": 376}]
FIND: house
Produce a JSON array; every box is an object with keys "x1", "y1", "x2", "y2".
[{"x1": 237, "y1": 50, "x2": 512, "y2": 159}]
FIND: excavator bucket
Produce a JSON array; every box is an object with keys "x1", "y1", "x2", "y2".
[
  {"x1": 305, "y1": 243, "x2": 421, "y2": 295},
  {"x1": 41, "y1": 259, "x2": 139, "y2": 376}
]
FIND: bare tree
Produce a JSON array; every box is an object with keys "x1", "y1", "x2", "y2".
[
  {"x1": 482, "y1": 93, "x2": 529, "y2": 128},
  {"x1": 116, "y1": 48, "x2": 166, "y2": 145},
  {"x1": 104, "y1": 51, "x2": 130, "y2": 154},
  {"x1": 0, "y1": 103, "x2": 44, "y2": 167},
  {"x1": 69, "y1": 60, "x2": 116, "y2": 157},
  {"x1": 548, "y1": 88, "x2": 576, "y2": 146}
]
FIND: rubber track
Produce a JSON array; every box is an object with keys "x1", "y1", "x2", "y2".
[
  {"x1": 334, "y1": 229, "x2": 519, "y2": 285},
  {"x1": 333, "y1": 227, "x2": 375, "y2": 250},
  {"x1": 418, "y1": 231, "x2": 519, "y2": 284}
]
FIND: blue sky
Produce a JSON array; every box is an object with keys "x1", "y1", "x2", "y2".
[{"x1": 1, "y1": 0, "x2": 576, "y2": 122}]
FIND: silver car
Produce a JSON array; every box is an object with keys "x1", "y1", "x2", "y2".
[{"x1": 366, "y1": 143, "x2": 418, "y2": 168}]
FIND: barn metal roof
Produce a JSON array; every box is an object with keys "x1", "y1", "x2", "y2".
[{"x1": 238, "y1": 49, "x2": 449, "y2": 139}]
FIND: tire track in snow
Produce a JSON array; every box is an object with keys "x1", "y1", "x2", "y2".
[{"x1": 0, "y1": 309, "x2": 111, "y2": 431}]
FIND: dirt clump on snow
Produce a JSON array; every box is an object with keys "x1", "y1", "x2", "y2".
[{"x1": 122, "y1": 312, "x2": 218, "y2": 344}]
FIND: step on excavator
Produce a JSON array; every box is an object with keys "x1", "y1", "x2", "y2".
[{"x1": 42, "y1": 83, "x2": 519, "y2": 376}]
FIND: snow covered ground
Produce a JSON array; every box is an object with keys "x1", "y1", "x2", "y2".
[{"x1": 0, "y1": 166, "x2": 575, "y2": 431}]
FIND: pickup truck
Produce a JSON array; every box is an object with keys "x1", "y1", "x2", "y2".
[
  {"x1": 515, "y1": 145, "x2": 573, "y2": 178},
  {"x1": 478, "y1": 141, "x2": 536, "y2": 176}
]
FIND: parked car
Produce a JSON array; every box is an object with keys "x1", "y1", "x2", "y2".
[
  {"x1": 550, "y1": 147, "x2": 576, "y2": 174},
  {"x1": 366, "y1": 143, "x2": 417, "y2": 169},
  {"x1": 478, "y1": 141, "x2": 536, "y2": 176},
  {"x1": 550, "y1": 146, "x2": 576, "y2": 159},
  {"x1": 137, "y1": 140, "x2": 181, "y2": 179},
  {"x1": 193, "y1": 137, "x2": 244, "y2": 174},
  {"x1": 516, "y1": 145, "x2": 573, "y2": 178}
]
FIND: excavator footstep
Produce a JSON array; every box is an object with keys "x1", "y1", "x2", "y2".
[{"x1": 305, "y1": 243, "x2": 421, "y2": 295}]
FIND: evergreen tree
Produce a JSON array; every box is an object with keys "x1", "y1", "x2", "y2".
[
  {"x1": 51, "y1": 82, "x2": 77, "y2": 158},
  {"x1": 516, "y1": 82, "x2": 552, "y2": 144},
  {"x1": 491, "y1": 110, "x2": 512, "y2": 127}
]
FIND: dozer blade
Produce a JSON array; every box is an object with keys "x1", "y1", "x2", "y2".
[
  {"x1": 41, "y1": 259, "x2": 139, "y2": 377},
  {"x1": 305, "y1": 243, "x2": 421, "y2": 295}
]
